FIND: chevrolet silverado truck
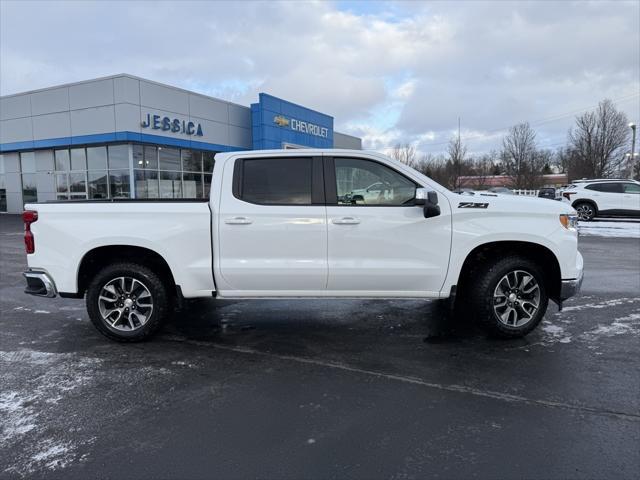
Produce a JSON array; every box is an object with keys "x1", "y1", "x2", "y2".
[{"x1": 22, "y1": 149, "x2": 583, "y2": 342}]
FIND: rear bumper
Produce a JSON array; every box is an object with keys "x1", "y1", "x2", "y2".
[{"x1": 23, "y1": 270, "x2": 57, "y2": 298}]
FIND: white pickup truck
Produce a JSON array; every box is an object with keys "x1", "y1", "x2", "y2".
[{"x1": 22, "y1": 149, "x2": 583, "y2": 342}]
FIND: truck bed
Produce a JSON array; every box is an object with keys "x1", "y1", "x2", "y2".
[{"x1": 24, "y1": 201, "x2": 216, "y2": 298}]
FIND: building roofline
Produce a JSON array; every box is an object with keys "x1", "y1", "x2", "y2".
[{"x1": 0, "y1": 73, "x2": 250, "y2": 110}]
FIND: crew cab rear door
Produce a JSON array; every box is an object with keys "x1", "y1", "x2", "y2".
[{"x1": 217, "y1": 155, "x2": 327, "y2": 293}]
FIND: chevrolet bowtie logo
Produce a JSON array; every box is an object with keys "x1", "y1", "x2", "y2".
[{"x1": 273, "y1": 115, "x2": 290, "y2": 127}]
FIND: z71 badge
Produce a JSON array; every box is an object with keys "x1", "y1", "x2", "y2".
[{"x1": 458, "y1": 202, "x2": 489, "y2": 209}]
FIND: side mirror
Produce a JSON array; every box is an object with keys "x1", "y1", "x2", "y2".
[{"x1": 420, "y1": 189, "x2": 440, "y2": 218}]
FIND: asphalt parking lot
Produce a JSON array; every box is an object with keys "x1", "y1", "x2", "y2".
[{"x1": 1, "y1": 214, "x2": 639, "y2": 479}]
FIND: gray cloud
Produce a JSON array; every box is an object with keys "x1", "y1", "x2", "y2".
[{"x1": 1, "y1": 0, "x2": 638, "y2": 154}]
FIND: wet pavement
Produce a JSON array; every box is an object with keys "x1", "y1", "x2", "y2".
[{"x1": 1, "y1": 214, "x2": 639, "y2": 479}]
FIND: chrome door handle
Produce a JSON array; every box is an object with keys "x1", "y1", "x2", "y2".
[
  {"x1": 332, "y1": 216, "x2": 360, "y2": 225},
  {"x1": 225, "y1": 216, "x2": 252, "y2": 225}
]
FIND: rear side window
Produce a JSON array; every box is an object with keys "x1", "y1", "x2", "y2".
[
  {"x1": 623, "y1": 183, "x2": 640, "y2": 193},
  {"x1": 238, "y1": 157, "x2": 312, "y2": 205},
  {"x1": 585, "y1": 183, "x2": 623, "y2": 193}
]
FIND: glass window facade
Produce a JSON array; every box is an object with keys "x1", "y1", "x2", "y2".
[
  {"x1": 133, "y1": 144, "x2": 214, "y2": 199},
  {"x1": 20, "y1": 152, "x2": 38, "y2": 204},
  {"x1": 4, "y1": 142, "x2": 216, "y2": 208},
  {"x1": 0, "y1": 155, "x2": 7, "y2": 212}
]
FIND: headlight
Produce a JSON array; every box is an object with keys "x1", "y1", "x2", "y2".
[{"x1": 559, "y1": 214, "x2": 578, "y2": 230}]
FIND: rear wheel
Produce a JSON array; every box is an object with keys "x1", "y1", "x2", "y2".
[
  {"x1": 574, "y1": 202, "x2": 596, "y2": 221},
  {"x1": 86, "y1": 262, "x2": 170, "y2": 342},
  {"x1": 470, "y1": 256, "x2": 548, "y2": 338}
]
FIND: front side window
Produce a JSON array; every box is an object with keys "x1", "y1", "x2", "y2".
[
  {"x1": 239, "y1": 158, "x2": 312, "y2": 205},
  {"x1": 622, "y1": 183, "x2": 640, "y2": 194},
  {"x1": 334, "y1": 158, "x2": 416, "y2": 206}
]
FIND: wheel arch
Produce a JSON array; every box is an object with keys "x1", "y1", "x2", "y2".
[
  {"x1": 572, "y1": 198, "x2": 598, "y2": 213},
  {"x1": 77, "y1": 245, "x2": 177, "y2": 298},
  {"x1": 456, "y1": 241, "x2": 562, "y2": 302}
]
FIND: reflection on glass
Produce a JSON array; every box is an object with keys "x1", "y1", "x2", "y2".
[
  {"x1": 108, "y1": 145, "x2": 129, "y2": 169},
  {"x1": 88, "y1": 171, "x2": 108, "y2": 199},
  {"x1": 109, "y1": 169, "x2": 130, "y2": 198},
  {"x1": 87, "y1": 147, "x2": 107, "y2": 170},
  {"x1": 20, "y1": 152, "x2": 36, "y2": 173},
  {"x1": 22, "y1": 174, "x2": 38, "y2": 204},
  {"x1": 159, "y1": 147, "x2": 180, "y2": 170},
  {"x1": 71, "y1": 148, "x2": 86, "y2": 171},
  {"x1": 55, "y1": 174, "x2": 68, "y2": 197},
  {"x1": 0, "y1": 174, "x2": 6, "y2": 212},
  {"x1": 182, "y1": 172, "x2": 202, "y2": 198},
  {"x1": 144, "y1": 146, "x2": 158, "y2": 169},
  {"x1": 55, "y1": 150, "x2": 70, "y2": 171},
  {"x1": 135, "y1": 169, "x2": 159, "y2": 198},
  {"x1": 160, "y1": 171, "x2": 181, "y2": 198},
  {"x1": 69, "y1": 172, "x2": 87, "y2": 195},
  {"x1": 203, "y1": 173, "x2": 212, "y2": 198},
  {"x1": 202, "y1": 152, "x2": 215, "y2": 173},
  {"x1": 182, "y1": 150, "x2": 202, "y2": 172}
]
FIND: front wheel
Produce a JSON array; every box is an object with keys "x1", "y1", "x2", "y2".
[
  {"x1": 86, "y1": 262, "x2": 170, "y2": 342},
  {"x1": 470, "y1": 256, "x2": 548, "y2": 338},
  {"x1": 574, "y1": 202, "x2": 596, "y2": 221}
]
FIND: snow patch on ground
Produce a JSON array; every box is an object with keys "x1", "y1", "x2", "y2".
[
  {"x1": 1, "y1": 347, "x2": 177, "y2": 476},
  {"x1": 0, "y1": 350, "x2": 100, "y2": 476},
  {"x1": 540, "y1": 321, "x2": 573, "y2": 344},
  {"x1": 581, "y1": 312, "x2": 640, "y2": 340},
  {"x1": 560, "y1": 297, "x2": 639, "y2": 312},
  {"x1": 578, "y1": 221, "x2": 640, "y2": 238}
]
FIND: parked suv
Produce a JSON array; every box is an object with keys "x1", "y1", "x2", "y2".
[{"x1": 561, "y1": 179, "x2": 640, "y2": 220}]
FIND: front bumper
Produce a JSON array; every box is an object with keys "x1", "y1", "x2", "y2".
[
  {"x1": 559, "y1": 268, "x2": 584, "y2": 301},
  {"x1": 23, "y1": 270, "x2": 57, "y2": 298}
]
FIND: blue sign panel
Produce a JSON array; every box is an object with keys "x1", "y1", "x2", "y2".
[{"x1": 251, "y1": 93, "x2": 333, "y2": 149}]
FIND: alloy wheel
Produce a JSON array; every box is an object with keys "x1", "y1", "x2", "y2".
[
  {"x1": 576, "y1": 204, "x2": 594, "y2": 221},
  {"x1": 97, "y1": 277, "x2": 153, "y2": 331},
  {"x1": 493, "y1": 270, "x2": 541, "y2": 327}
]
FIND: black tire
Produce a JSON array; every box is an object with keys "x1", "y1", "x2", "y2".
[
  {"x1": 574, "y1": 201, "x2": 596, "y2": 221},
  {"x1": 86, "y1": 262, "x2": 171, "y2": 342},
  {"x1": 470, "y1": 256, "x2": 549, "y2": 338}
]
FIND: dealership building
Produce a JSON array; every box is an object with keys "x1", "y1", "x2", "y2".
[{"x1": 0, "y1": 74, "x2": 361, "y2": 213}]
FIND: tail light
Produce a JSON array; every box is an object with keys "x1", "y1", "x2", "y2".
[{"x1": 23, "y1": 210, "x2": 38, "y2": 254}]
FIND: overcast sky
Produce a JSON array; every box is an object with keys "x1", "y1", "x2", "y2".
[{"x1": 1, "y1": 0, "x2": 638, "y2": 155}]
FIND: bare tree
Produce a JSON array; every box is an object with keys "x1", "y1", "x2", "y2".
[
  {"x1": 568, "y1": 99, "x2": 630, "y2": 178},
  {"x1": 501, "y1": 122, "x2": 543, "y2": 189},
  {"x1": 470, "y1": 153, "x2": 496, "y2": 190},
  {"x1": 446, "y1": 134, "x2": 469, "y2": 190},
  {"x1": 390, "y1": 143, "x2": 418, "y2": 169},
  {"x1": 420, "y1": 154, "x2": 449, "y2": 187}
]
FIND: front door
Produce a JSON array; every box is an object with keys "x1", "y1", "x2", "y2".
[
  {"x1": 586, "y1": 182, "x2": 624, "y2": 213},
  {"x1": 218, "y1": 156, "x2": 327, "y2": 293},
  {"x1": 324, "y1": 156, "x2": 451, "y2": 296},
  {"x1": 621, "y1": 182, "x2": 640, "y2": 213}
]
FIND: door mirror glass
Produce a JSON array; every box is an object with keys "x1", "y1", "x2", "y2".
[{"x1": 414, "y1": 187, "x2": 428, "y2": 205}]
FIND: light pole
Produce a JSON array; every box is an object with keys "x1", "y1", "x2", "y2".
[{"x1": 630, "y1": 122, "x2": 637, "y2": 179}]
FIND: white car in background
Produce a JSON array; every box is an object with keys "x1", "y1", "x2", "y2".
[{"x1": 561, "y1": 179, "x2": 640, "y2": 221}]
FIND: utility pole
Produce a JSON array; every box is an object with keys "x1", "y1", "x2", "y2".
[{"x1": 629, "y1": 123, "x2": 637, "y2": 179}]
